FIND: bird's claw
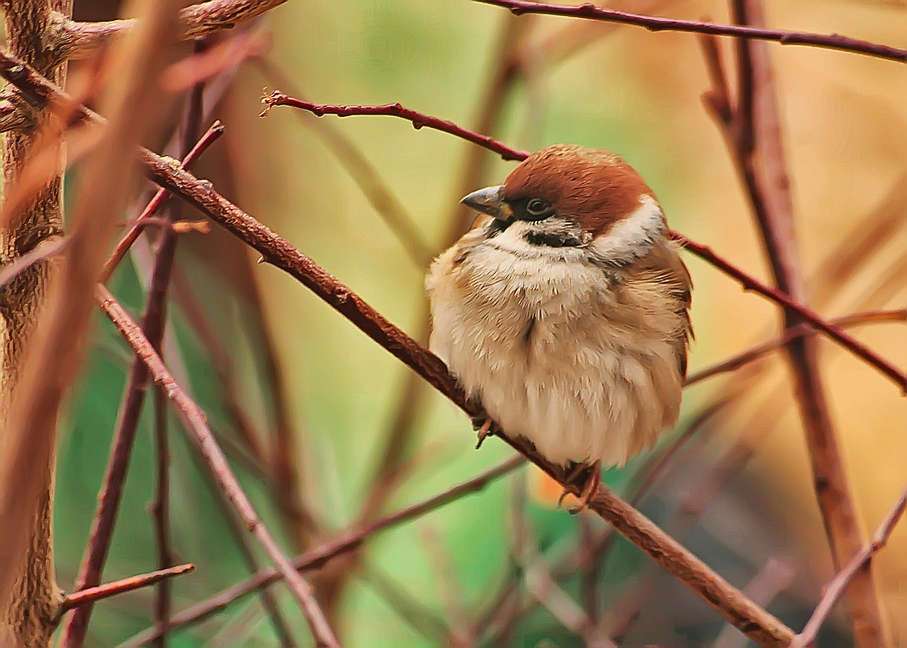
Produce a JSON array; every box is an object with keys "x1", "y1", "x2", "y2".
[
  {"x1": 558, "y1": 460, "x2": 602, "y2": 514},
  {"x1": 472, "y1": 417, "x2": 495, "y2": 449}
]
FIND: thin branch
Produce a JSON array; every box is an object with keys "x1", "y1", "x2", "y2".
[
  {"x1": 181, "y1": 415, "x2": 299, "y2": 647},
  {"x1": 256, "y1": 92, "x2": 907, "y2": 392},
  {"x1": 685, "y1": 309, "x2": 907, "y2": 386},
  {"x1": 470, "y1": 0, "x2": 907, "y2": 63},
  {"x1": 150, "y1": 391, "x2": 174, "y2": 647},
  {"x1": 117, "y1": 457, "x2": 524, "y2": 647},
  {"x1": 261, "y1": 92, "x2": 529, "y2": 161},
  {"x1": 254, "y1": 58, "x2": 433, "y2": 267},
  {"x1": 49, "y1": 0, "x2": 287, "y2": 63},
  {"x1": 100, "y1": 120, "x2": 225, "y2": 282},
  {"x1": 149, "y1": 66, "x2": 207, "y2": 647},
  {"x1": 713, "y1": 559, "x2": 795, "y2": 648},
  {"x1": 60, "y1": 565, "x2": 195, "y2": 613},
  {"x1": 672, "y1": 231, "x2": 907, "y2": 392},
  {"x1": 790, "y1": 487, "x2": 907, "y2": 648},
  {"x1": 95, "y1": 286, "x2": 340, "y2": 648}
]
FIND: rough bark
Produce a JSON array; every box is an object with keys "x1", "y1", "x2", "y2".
[{"x1": 0, "y1": 0, "x2": 72, "y2": 645}]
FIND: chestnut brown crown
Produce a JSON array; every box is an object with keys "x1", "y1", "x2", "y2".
[{"x1": 502, "y1": 144, "x2": 655, "y2": 236}]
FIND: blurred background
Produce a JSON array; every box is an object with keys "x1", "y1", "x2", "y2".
[{"x1": 47, "y1": 0, "x2": 907, "y2": 645}]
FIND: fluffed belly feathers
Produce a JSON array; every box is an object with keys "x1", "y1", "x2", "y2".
[{"x1": 426, "y1": 235, "x2": 684, "y2": 468}]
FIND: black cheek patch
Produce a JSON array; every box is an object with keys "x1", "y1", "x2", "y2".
[{"x1": 525, "y1": 231, "x2": 583, "y2": 248}]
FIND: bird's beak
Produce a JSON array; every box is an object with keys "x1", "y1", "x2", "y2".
[{"x1": 460, "y1": 185, "x2": 507, "y2": 220}]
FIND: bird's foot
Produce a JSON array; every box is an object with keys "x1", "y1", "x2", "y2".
[
  {"x1": 557, "y1": 460, "x2": 602, "y2": 514},
  {"x1": 471, "y1": 416, "x2": 497, "y2": 449}
]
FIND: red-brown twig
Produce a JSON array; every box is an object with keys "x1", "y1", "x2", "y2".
[
  {"x1": 254, "y1": 58, "x2": 433, "y2": 267},
  {"x1": 471, "y1": 0, "x2": 907, "y2": 63},
  {"x1": 117, "y1": 457, "x2": 524, "y2": 647},
  {"x1": 100, "y1": 120, "x2": 224, "y2": 282},
  {"x1": 60, "y1": 564, "x2": 195, "y2": 613},
  {"x1": 150, "y1": 392, "x2": 173, "y2": 647},
  {"x1": 672, "y1": 232, "x2": 906, "y2": 392},
  {"x1": 789, "y1": 488, "x2": 907, "y2": 648},
  {"x1": 685, "y1": 309, "x2": 907, "y2": 386},
  {"x1": 259, "y1": 93, "x2": 907, "y2": 393},
  {"x1": 95, "y1": 286, "x2": 340, "y2": 648},
  {"x1": 261, "y1": 92, "x2": 529, "y2": 161}
]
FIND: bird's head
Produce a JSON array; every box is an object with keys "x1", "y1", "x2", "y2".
[{"x1": 461, "y1": 144, "x2": 666, "y2": 266}]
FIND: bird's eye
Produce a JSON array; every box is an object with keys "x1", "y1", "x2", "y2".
[{"x1": 526, "y1": 198, "x2": 549, "y2": 216}]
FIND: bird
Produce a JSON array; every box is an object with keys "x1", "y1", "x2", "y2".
[{"x1": 426, "y1": 144, "x2": 692, "y2": 511}]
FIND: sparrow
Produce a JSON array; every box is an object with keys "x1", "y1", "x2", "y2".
[{"x1": 426, "y1": 144, "x2": 692, "y2": 510}]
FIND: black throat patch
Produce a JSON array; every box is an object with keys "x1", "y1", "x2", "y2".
[{"x1": 525, "y1": 230, "x2": 583, "y2": 248}]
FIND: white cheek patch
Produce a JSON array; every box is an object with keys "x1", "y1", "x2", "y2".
[{"x1": 590, "y1": 194, "x2": 665, "y2": 265}]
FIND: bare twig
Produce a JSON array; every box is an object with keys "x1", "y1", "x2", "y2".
[
  {"x1": 254, "y1": 58, "x2": 433, "y2": 267},
  {"x1": 117, "y1": 457, "x2": 524, "y2": 647},
  {"x1": 685, "y1": 309, "x2": 907, "y2": 386},
  {"x1": 60, "y1": 565, "x2": 195, "y2": 613},
  {"x1": 714, "y1": 559, "x2": 795, "y2": 648},
  {"x1": 95, "y1": 286, "x2": 340, "y2": 648},
  {"x1": 50, "y1": 0, "x2": 287, "y2": 63},
  {"x1": 790, "y1": 488, "x2": 907, "y2": 648},
  {"x1": 0, "y1": 236, "x2": 69, "y2": 289},
  {"x1": 471, "y1": 0, "x2": 907, "y2": 62},
  {"x1": 150, "y1": 392, "x2": 174, "y2": 648},
  {"x1": 261, "y1": 93, "x2": 529, "y2": 161}
]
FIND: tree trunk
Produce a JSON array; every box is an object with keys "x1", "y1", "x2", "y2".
[{"x1": 0, "y1": 0, "x2": 72, "y2": 645}]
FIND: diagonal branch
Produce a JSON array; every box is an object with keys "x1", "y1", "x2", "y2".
[
  {"x1": 684, "y1": 309, "x2": 907, "y2": 387},
  {"x1": 790, "y1": 487, "x2": 907, "y2": 648},
  {"x1": 96, "y1": 286, "x2": 339, "y2": 648},
  {"x1": 470, "y1": 0, "x2": 907, "y2": 63},
  {"x1": 59, "y1": 565, "x2": 195, "y2": 614}
]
